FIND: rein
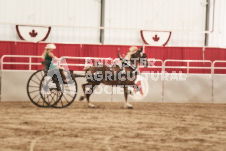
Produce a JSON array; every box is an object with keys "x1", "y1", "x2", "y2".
[
  {"x1": 117, "y1": 50, "x2": 139, "y2": 72},
  {"x1": 122, "y1": 59, "x2": 138, "y2": 71}
]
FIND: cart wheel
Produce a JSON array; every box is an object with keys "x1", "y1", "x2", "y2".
[
  {"x1": 27, "y1": 69, "x2": 49, "y2": 107},
  {"x1": 40, "y1": 70, "x2": 77, "y2": 108},
  {"x1": 39, "y1": 72, "x2": 63, "y2": 107},
  {"x1": 52, "y1": 71, "x2": 77, "y2": 108}
]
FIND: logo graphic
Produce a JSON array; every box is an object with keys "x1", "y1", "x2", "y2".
[{"x1": 128, "y1": 75, "x2": 149, "y2": 101}]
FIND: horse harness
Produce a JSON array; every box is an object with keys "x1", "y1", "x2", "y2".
[{"x1": 117, "y1": 56, "x2": 140, "y2": 85}]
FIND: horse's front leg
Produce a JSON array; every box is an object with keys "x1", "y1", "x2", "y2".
[
  {"x1": 124, "y1": 86, "x2": 133, "y2": 109},
  {"x1": 85, "y1": 84, "x2": 97, "y2": 108},
  {"x1": 80, "y1": 83, "x2": 96, "y2": 108},
  {"x1": 79, "y1": 83, "x2": 87, "y2": 101}
]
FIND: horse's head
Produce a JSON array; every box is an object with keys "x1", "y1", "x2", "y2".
[{"x1": 130, "y1": 47, "x2": 148, "y2": 67}]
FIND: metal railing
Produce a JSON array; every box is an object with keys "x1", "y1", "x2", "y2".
[
  {"x1": 1, "y1": 55, "x2": 226, "y2": 103},
  {"x1": 0, "y1": 55, "x2": 116, "y2": 70},
  {"x1": 1, "y1": 55, "x2": 42, "y2": 70},
  {"x1": 163, "y1": 59, "x2": 212, "y2": 73},
  {"x1": 211, "y1": 60, "x2": 226, "y2": 103},
  {"x1": 212, "y1": 60, "x2": 226, "y2": 74},
  {"x1": 161, "y1": 59, "x2": 213, "y2": 102},
  {"x1": 61, "y1": 56, "x2": 113, "y2": 68},
  {"x1": 140, "y1": 59, "x2": 164, "y2": 71},
  {"x1": 1, "y1": 55, "x2": 226, "y2": 74}
]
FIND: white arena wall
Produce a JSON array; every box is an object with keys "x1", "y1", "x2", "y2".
[
  {"x1": 1, "y1": 0, "x2": 226, "y2": 47},
  {"x1": 1, "y1": 70, "x2": 226, "y2": 103}
]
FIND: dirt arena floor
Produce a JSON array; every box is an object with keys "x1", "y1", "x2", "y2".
[{"x1": 0, "y1": 101, "x2": 226, "y2": 151}]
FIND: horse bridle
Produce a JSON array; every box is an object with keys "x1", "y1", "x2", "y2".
[{"x1": 118, "y1": 49, "x2": 146, "y2": 72}]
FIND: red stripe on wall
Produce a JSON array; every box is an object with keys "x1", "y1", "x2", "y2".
[{"x1": 0, "y1": 41, "x2": 226, "y2": 73}]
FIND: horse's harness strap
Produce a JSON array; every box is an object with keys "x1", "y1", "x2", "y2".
[
  {"x1": 122, "y1": 59, "x2": 136, "y2": 71},
  {"x1": 115, "y1": 59, "x2": 139, "y2": 85}
]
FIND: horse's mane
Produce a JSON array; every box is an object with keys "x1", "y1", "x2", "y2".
[{"x1": 125, "y1": 46, "x2": 139, "y2": 60}]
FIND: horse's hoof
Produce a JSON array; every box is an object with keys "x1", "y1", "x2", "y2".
[
  {"x1": 124, "y1": 104, "x2": 133, "y2": 109},
  {"x1": 88, "y1": 106, "x2": 96, "y2": 108},
  {"x1": 79, "y1": 96, "x2": 85, "y2": 101},
  {"x1": 88, "y1": 103, "x2": 96, "y2": 108},
  {"x1": 127, "y1": 106, "x2": 133, "y2": 109}
]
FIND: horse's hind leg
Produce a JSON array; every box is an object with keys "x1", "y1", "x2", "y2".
[
  {"x1": 80, "y1": 83, "x2": 98, "y2": 108},
  {"x1": 124, "y1": 86, "x2": 133, "y2": 109},
  {"x1": 86, "y1": 84, "x2": 96, "y2": 108},
  {"x1": 79, "y1": 83, "x2": 87, "y2": 101}
]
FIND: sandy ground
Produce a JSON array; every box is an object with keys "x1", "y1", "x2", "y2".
[{"x1": 0, "y1": 101, "x2": 226, "y2": 151}]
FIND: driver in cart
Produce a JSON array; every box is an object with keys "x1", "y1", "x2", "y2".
[{"x1": 41, "y1": 43, "x2": 68, "y2": 84}]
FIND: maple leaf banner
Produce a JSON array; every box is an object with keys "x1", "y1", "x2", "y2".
[
  {"x1": 140, "y1": 30, "x2": 171, "y2": 46},
  {"x1": 16, "y1": 25, "x2": 51, "y2": 42}
]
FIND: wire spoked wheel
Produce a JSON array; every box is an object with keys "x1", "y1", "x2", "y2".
[
  {"x1": 27, "y1": 69, "x2": 49, "y2": 107},
  {"x1": 40, "y1": 73, "x2": 63, "y2": 107},
  {"x1": 40, "y1": 69, "x2": 77, "y2": 108},
  {"x1": 52, "y1": 76, "x2": 77, "y2": 108}
]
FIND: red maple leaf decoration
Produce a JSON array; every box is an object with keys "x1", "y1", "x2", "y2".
[
  {"x1": 152, "y1": 34, "x2": 160, "y2": 42},
  {"x1": 29, "y1": 29, "x2": 38, "y2": 37}
]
